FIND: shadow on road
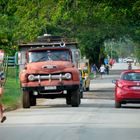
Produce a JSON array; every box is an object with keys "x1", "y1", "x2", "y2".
[
  {"x1": 121, "y1": 105, "x2": 140, "y2": 109},
  {"x1": 34, "y1": 99, "x2": 140, "y2": 109},
  {"x1": 35, "y1": 102, "x2": 114, "y2": 109},
  {"x1": 80, "y1": 102, "x2": 114, "y2": 108}
]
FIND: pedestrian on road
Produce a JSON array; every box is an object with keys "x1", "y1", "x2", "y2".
[
  {"x1": 99, "y1": 64, "x2": 106, "y2": 78},
  {"x1": 91, "y1": 64, "x2": 98, "y2": 78},
  {"x1": 105, "y1": 64, "x2": 110, "y2": 75},
  {"x1": 128, "y1": 62, "x2": 132, "y2": 70}
]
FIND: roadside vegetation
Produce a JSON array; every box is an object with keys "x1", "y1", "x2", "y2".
[
  {"x1": 1, "y1": 0, "x2": 140, "y2": 65},
  {"x1": 2, "y1": 67, "x2": 21, "y2": 110}
]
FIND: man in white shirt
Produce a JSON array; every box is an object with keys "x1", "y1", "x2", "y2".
[{"x1": 99, "y1": 64, "x2": 106, "y2": 78}]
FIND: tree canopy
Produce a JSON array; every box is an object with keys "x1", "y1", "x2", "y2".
[{"x1": 0, "y1": 0, "x2": 140, "y2": 63}]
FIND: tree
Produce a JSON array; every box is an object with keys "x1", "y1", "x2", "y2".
[{"x1": 0, "y1": 0, "x2": 140, "y2": 63}]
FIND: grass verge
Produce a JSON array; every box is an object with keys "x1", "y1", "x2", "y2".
[{"x1": 2, "y1": 67, "x2": 21, "y2": 111}]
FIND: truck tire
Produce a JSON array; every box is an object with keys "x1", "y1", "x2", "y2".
[
  {"x1": 71, "y1": 89, "x2": 80, "y2": 107},
  {"x1": 22, "y1": 91, "x2": 30, "y2": 108}
]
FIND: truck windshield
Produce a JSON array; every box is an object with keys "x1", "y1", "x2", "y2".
[{"x1": 28, "y1": 50, "x2": 71, "y2": 63}]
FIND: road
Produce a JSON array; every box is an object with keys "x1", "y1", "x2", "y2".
[{"x1": 0, "y1": 63, "x2": 140, "y2": 140}]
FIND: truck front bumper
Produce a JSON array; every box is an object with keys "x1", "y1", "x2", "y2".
[{"x1": 22, "y1": 84, "x2": 79, "y2": 92}]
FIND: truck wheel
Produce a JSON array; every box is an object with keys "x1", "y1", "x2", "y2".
[
  {"x1": 30, "y1": 95, "x2": 36, "y2": 106},
  {"x1": 22, "y1": 91, "x2": 30, "y2": 108},
  {"x1": 71, "y1": 89, "x2": 80, "y2": 107}
]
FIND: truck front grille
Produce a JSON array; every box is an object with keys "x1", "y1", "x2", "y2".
[{"x1": 28, "y1": 73, "x2": 72, "y2": 82}]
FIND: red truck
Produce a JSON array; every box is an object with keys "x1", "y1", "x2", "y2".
[{"x1": 19, "y1": 35, "x2": 81, "y2": 108}]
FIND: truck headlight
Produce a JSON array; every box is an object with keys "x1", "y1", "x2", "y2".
[
  {"x1": 28, "y1": 75, "x2": 35, "y2": 81},
  {"x1": 65, "y1": 73, "x2": 72, "y2": 79}
]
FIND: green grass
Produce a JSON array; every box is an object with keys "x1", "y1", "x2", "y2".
[{"x1": 1, "y1": 67, "x2": 21, "y2": 110}]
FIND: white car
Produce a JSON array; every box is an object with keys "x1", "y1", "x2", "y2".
[{"x1": 126, "y1": 57, "x2": 133, "y2": 63}]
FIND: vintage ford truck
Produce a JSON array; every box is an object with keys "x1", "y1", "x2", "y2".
[{"x1": 18, "y1": 35, "x2": 81, "y2": 108}]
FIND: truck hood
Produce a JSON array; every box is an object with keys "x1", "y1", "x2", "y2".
[{"x1": 26, "y1": 61, "x2": 74, "y2": 73}]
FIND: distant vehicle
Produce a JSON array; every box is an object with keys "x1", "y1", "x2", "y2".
[
  {"x1": 78, "y1": 59, "x2": 90, "y2": 91},
  {"x1": 79, "y1": 70, "x2": 84, "y2": 98},
  {"x1": 82, "y1": 69, "x2": 90, "y2": 91},
  {"x1": 113, "y1": 70, "x2": 140, "y2": 108},
  {"x1": 126, "y1": 57, "x2": 133, "y2": 63}
]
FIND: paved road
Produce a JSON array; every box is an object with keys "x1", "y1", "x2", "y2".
[
  {"x1": 85, "y1": 74, "x2": 118, "y2": 100},
  {"x1": 112, "y1": 62, "x2": 139, "y2": 70},
  {"x1": 0, "y1": 63, "x2": 140, "y2": 140}
]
